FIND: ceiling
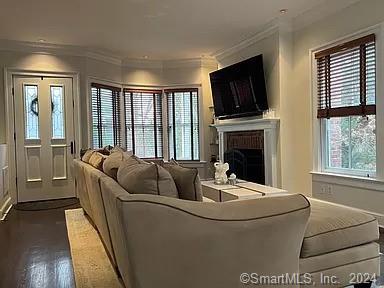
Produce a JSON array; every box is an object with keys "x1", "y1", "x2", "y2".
[{"x1": 0, "y1": 0, "x2": 356, "y2": 60}]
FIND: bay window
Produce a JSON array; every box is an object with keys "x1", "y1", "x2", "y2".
[{"x1": 90, "y1": 85, "x2": 200, "y2": 161}]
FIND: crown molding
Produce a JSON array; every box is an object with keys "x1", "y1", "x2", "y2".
[
  {"x1": 0, "y1": 39, "x2": 123, "y2": 66},
  {"x1": 122, "y1": 58, "x2": 163, "y2": 69},
  {"x1": 122, "y1": 57, "x2": 218, "y2": 70},
  {"x1": 212, "y1": 20, "x2": 279, "y2": 61}
]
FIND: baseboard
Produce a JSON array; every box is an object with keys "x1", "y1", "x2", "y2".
[{"x1": 0, "y1": 196, "x2": 12, "y2": 221}]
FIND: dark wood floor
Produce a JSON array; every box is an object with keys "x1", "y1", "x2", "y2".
[{"x1": 0, "y1": 201, "x2": 80, "y2": 288}]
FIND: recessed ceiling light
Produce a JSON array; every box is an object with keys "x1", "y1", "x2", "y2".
[
  {"x1": 279, "y1": 9, "x2": 288, "y2": 14},
  {"x1": 38, "y1": 39, "x2": 46, "y2": 43}
]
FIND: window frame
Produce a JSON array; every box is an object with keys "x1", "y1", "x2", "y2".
[
  {"x1": 165, "y1": 88, "x2": 200, "y2": 161},
  {"x1": 312, "y1": 27, "x2": 384, "y2": 180},
  {"x1": 123, "y1": 88, "x2": 163, "y2": 159},
  {"x1": 90, "y1": 82, "x2": 122, "y2": 149},
  {"x1": 320, "y1": 117, "x2": 377, "y2": 178}
]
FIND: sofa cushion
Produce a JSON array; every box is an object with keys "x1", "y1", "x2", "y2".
[
  {"x1": 103, "y1": 151, "x2": 133, "y2": 180},
  {"x1": 164, "y1": 160, "x2": 203, "y2": 201},
  {"x1": 88, "y1": 152, "x2": 107, "y2": 171},
  {"x1": 117, "y1": 158, "x2": 178, "y2": 198},
  {"x1": 301, "y1": 199, "x2": 379, "y2": 258},
  {"x1": 82, "y1": 149, "x2": 95, "y2": 163}
]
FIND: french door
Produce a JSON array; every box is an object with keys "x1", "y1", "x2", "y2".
[{"x1": 14, "y1": 76, "x2": 75, "y2": 202}]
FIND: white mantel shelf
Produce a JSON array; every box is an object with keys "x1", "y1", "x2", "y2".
[
  {"x1": 210, "y1": 118, "x2": 280, "y2": 187},
  {"x1": 210, "y1": 118, "x2": 279, "y2": 132}
]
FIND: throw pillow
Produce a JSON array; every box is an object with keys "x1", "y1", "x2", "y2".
[
  {"x1": 103, "y1": 150, "x2": 133, "y2": 180},
  {"x1": 111, "y1": 146, "x2": 127, "y2": 153},
  {"x1": 89, "y1": 152, "x2": 107, "y2": 171},
  {"x1": 82, "y1": 149, "x2": 95, "y2": 163},
  {"x1": 164, "y1": 159, "x2": 203, "y2": 201},
  {"x1": 117, "y1": 158, "x2": 178, "y2": 198}
]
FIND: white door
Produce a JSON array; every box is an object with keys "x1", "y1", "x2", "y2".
[{"x1": 14, "y1": 76, "x2": 75, "y2": 202}]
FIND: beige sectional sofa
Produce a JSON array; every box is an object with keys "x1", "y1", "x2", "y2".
[{"x1": 73, "y1": 158, "x2": 380, "y2": 288}]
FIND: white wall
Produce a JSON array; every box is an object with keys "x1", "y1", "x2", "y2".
[
  {"x1": 213, "y1": 0, "x2": 384, "y2": 222},
  {"x1": 217, "y1": 31, "x2": 280, "y2": 116},
  {"x1": 0, "y1": 49, "x2": 218, "y2": 188},
  {"x1": 215, "y1": 31, "x2": 283, "y2": 187},
  {"x1": 291, "y1": 0, "x2": 384, "y2": 221}
]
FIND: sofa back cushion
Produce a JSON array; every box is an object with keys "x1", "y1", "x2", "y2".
[
  {"x1": 164, "y1": 160, "x2": 203, "y2": 201},
  {"x1": 103, "y1": 151, "x2": 133, "y2": 180},
  {"x1": 88, "y1": 152, "x2": 107, "y2": 171},
  {"x1": 81, "y1": 149, "x2": 95, "y2": 163},
  {"x1": 117, "y1": 157, "x2": 178, "y2": 198}
]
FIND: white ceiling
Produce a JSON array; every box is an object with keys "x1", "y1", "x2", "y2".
[{"x1": 0, "y1": 0, "x2": 357, "y2": 60}]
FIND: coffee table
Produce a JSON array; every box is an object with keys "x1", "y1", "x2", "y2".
[{"x1": 201, "y1": 179, "x2": 289, "y2": 202}]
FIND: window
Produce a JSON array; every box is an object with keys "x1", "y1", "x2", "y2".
[
  {"x1": 124, "y1": 89, "x2": 163, "y2": 158},
  {"x1": 167, "y1": 89, "x2": 200, "y2": 161},
  {"x1": 91, "y1": 83, "x2": 121, "y2": 148},
  {"x1": 316, "y1": 34, "x2": 376, "y2": 176}
]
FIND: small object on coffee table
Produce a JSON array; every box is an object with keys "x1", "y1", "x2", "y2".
[
  {"x1": 228, "y1": 173, "x2": 237, "y2": 185},
  {"x1": 214, "y1": 162, "x2": 229, "y2": 185}
]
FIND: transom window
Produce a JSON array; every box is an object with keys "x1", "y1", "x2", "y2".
[{"x1": 316, "y1": 34, "x2": 376, "y2": 176}]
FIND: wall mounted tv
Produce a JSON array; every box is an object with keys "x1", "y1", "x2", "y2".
[{"x1": 210, "y1": 54, "x2": 268, "y2": 120}]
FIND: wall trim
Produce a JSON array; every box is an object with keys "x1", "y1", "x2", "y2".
[
  {"x1": 311, "y1": 172, "x2": 384, "y2": 192},
  {"x1": 0, "y1": 39, "x2": 123, "y2": 66},
  {"x1": 212, "y1": 21, "x2": 279, "y2": 61},
  {"x1": 122, "y1": 57, "x2": 217, "y2": 70}
]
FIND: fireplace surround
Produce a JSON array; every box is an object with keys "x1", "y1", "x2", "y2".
[{"x1": 212, "y1": 118, "x2": 279, "y2": 187}]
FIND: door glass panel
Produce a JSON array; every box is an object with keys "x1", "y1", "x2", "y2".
[
  {"x1": 24, "y1": 85, "x2": 39, "y2": 140},
  {"x1": 51, "y1": 86, "x2": 65, "y2": 139}
]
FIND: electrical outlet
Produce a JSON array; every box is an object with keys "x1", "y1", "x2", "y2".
[{"x1": 326, "y1": 185, "x2": 332, "y2": 195}]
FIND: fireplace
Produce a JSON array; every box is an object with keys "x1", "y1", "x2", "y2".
[
  {"x1": 224, "y1": 131, "x2": 265, "y2": 184},
  {"x1": 212, "y1": 118, "x2": 279, "y2": 187}
]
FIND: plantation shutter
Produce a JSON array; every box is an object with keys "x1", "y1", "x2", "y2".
[
  {"x1": 91, "y1": 83, "x2": 121, "y2": 148},
  {"x1": 124, "y1": 89, "x2": 163, "y2": 158},
  {"x1": 166, "y1": 89, "x2": 199, "y2": 161},
  {"x1": 316, "y1": 34, "x2": 376, "y2": 118}
]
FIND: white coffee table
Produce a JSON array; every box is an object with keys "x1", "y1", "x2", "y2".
[{"x1": 201, "y1": 179, "x2": 290, "y2": 202}]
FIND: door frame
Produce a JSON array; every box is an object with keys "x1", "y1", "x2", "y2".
[{"x1": 4, "y1": 69, "x2": 82, "y2": 204}]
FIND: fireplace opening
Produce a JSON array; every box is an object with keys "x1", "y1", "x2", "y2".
[{"x1": 223, "y1": 131, "x2": 265, "y2": 184}]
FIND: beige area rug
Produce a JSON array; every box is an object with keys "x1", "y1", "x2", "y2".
[{"x1": 65, "y1": 208, "x2": 123, "y2": 288}]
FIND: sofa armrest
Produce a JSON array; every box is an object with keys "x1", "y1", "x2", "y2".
[{"x1": 116, "y1": 193, "x2": 310, "y2": 288}]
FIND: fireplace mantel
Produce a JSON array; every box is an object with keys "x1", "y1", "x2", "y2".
[{"x1": 211, "y1": 118, "x2": 279, "y2": 187}]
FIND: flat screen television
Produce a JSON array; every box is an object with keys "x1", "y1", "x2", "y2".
[{"x1": 210, "y1": 54, "x2": 268, "y2": 119}]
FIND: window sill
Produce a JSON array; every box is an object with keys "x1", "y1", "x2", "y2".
[{"x1": 310, "y1": 171, "x2": 384, "y2": 192}]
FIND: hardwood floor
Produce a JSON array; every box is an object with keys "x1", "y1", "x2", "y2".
[{"x1": 0, "y1": 200, "x2": 80, "y2": 288}]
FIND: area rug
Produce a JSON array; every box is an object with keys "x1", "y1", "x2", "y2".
[{"x1": 65, "y1": 208, "x2": 123, "y2": 288}]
